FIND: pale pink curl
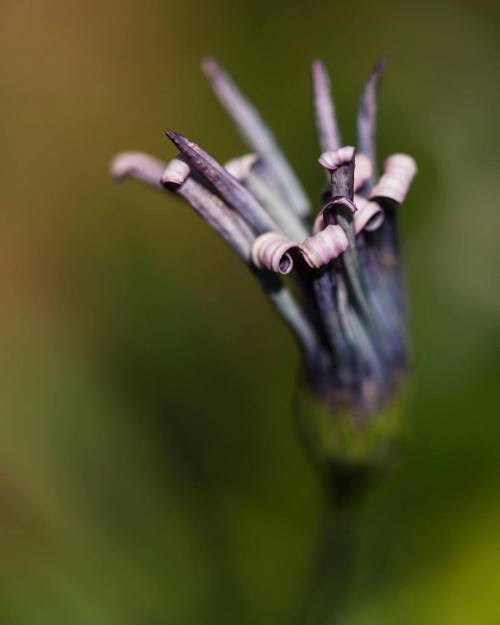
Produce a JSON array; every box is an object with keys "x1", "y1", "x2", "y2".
[
  {"x1": 353, "y1": 154, "x2": 373, "y2": 191},
  {"x1": 161, "y1": 158, "x2": 191, "y2": 187},
  {"x1": 318, "y1": 146, "x2": 355, "y2": 171},
  {"x1": 353, "y1": 196, "x2": 385, "y2": 234},
  {"x1": 370, "y1": 154, "x2": 417, "y2": 204},
  {"x1": 251, "y1": 225, "x2": 349, "y2": 274},
  {"x1": 312, "y1": 195, "x2": 384, "y2": 236}
]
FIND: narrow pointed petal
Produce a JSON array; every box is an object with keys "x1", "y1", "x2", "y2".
[
  {"x1": 202, "y1": 57, "x2": 311, "y2": 217},
  {"x1": 166, "y1": 130, "x2": 278, "y2": 235},
  {"x1": 312, "y1": 60, "x2": 342, "y2": 153},
  {"x1": 356, "y1": 76, "x2": 416, "y2": 369},
  {"x1": 357, "y1": 57, "x2": 386, "y2": 188}
]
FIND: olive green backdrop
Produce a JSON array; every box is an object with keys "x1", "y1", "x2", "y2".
[{"x1": 0, "y1": 0, "x2": 499, "y2": 623}]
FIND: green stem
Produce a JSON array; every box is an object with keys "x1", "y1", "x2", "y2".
[
  {"x1": 301, "y1": 467, "x2": 372, "y2": 625},
  {"x1": 294, "y1": 380, "x2": 408, "y2": 624}
]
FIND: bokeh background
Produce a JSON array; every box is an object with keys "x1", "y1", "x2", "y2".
[{"x1": 1, "y1": 0, "x2": 499, "y2": 623}]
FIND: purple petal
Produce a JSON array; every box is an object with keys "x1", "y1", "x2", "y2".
[
  {"x1": 312, "y1": 60, "x2": 342, "y2": 153},
  {"x1": 226, "y1": 155, "x2": 309, "y2": 242},
  {"x1": 357, "y1": 57, "x2": 386, "y2": 188},
  {"x1": 166, "y1": 130, "x2": 278, "y2": 235},
  {"x1": 202, "y1": 57, "x2": 311, "y2": 217}
]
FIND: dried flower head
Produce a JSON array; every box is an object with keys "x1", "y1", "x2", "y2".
[{"x1": 111, "y1": 56, "x2": 417, "y2": 426}]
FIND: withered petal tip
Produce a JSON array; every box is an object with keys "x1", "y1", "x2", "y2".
[{"x1": 201, "y1": 56, "x2": 218, "y2": 73}]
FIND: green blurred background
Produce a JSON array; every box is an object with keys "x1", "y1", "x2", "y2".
[{"x1": 1, "y1": 0, "x2": 499, "y2": 623}]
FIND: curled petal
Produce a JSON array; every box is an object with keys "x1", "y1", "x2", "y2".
[
  {"x1": 313, "y1": 197, "x2": 357, "y2": 234},
  {"x1": 161, "y1": 158, "x2": 191, "y2": 188},
  {"x1": 251, "y1": 225, "x2": 349, "y2": 274},
  {"x1": 370, "y1": 154, "x2": 417, "y2": 204},
  {"x1": 328, "y1": 196, "x2": 357, "y2": 214},
  {"x1": 312, "y1": 210, "x2": 324, "y2": 235},
  {"x1": 313, "y1": 194, "x2": 380, "y2": 235},
  {"x1": 353, "y1": 195, "x2": 385, "y2": 234},
  {"x1": 301, "y1": 225, "x2": 349, "y2": 269},
  {"x1": 318, "y1": 146, "x2": 355, "y2": 172},
  {"x1": 322, "y1": 196, "x2": 357, "y2": 225},
  {"x1": 251, "y1": 232, "x2": 296, "y2": 274},
  {"x1": 111, "y1": 152, "x2": 164, "y2": 188},
  {"x1": 354, "y1": 154, "x2": 373, "y2": 191}
]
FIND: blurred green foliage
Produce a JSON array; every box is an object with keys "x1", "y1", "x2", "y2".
[{"x1": 0, "y1": 0, "x2": 499, "y2": 623}]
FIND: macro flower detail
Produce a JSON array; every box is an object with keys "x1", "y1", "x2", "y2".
[{"x1": 111, "y1": 57, "x2": 417, "y2": 425}]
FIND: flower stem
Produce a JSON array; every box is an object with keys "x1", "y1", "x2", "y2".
[{"x1": 300, "y1": 462, "x2": 373, "y2": 625}]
